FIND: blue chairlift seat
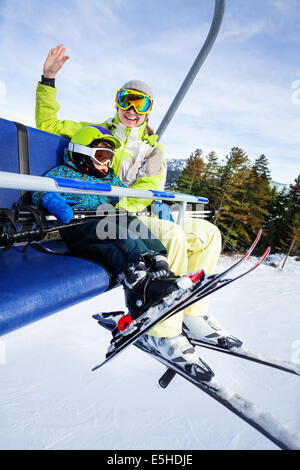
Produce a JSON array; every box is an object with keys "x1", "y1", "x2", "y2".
[{"x1": 0, "y1": 118, "x2": 111, "y2": 336}]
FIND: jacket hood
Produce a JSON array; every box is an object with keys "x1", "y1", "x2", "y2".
[{"x1": 64, "y1": 149, "x2": 78, "y2": 170}]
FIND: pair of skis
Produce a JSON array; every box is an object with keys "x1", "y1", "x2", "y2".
[
  {"x1": 92, "y1": 230, "x2": 300, "y2": 450},
  {"x1": 95, "y1": 313, "x2": 300, "y2": 450},
  {"x1": 134, "y1": 339, "x2": 300, "y2": 451},
  {"x1": 95, "y1": 314, "x2": 300, "y2": 451},
  {"x1": 92, "y1": 230, "x2": 268, "y2": 371}
]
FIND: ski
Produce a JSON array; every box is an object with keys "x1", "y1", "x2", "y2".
[
  {"x1": 134, "y1": 339, "x2": 300, "y2": 451},
  {"x1": 160, "y1": 336, "x2": 300, "y2": 389},
  {"x1": 93, "y1": 315, "x2": 300, "y2": 450},
  {"x1": 93, "y1": 316, "x2": 300, "y2": 450},
  {"x1": 157, "y1": 247, "x2": 271, "y2": 388},
  {"x1": 190, "y1": 339, "x2": 300, "y2": 377},
  {"x1": 170, "y1": 246, "x2": 270, "y2": 316},
  {"x1": 92, "y1": 232, "x2": 267, "y2": 372}
]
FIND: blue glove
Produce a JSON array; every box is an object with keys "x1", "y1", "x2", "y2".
[
  {"x1": 42, "y1": 192, "x2": 73, "y2": 223},
  {"x1": 152, "y1": 202, "x2": 174, "y2": 222}
]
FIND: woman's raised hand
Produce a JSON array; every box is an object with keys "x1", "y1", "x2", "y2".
[{"x1": 43, "y1": 44, "x2": 70, "y2": 78}]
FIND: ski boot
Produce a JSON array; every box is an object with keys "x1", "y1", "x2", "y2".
[
  {"x1": 98, "y1": 258, "x2": 193, "y2": 343},
  {"x1": 137, "y1": 333, "x2": 214, "y2": 382},
  {"x1": 183, "y1": 314, "x2": 243, "y2": 349},
  {"x1": 143, "y1": 253, "x2": 174, "y2": 279},
  {"x1": 123, "y1": 259, "x2": 192, "y2": 320}
]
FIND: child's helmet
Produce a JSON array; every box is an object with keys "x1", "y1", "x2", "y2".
[
  {"x1": 71, "y1": 125, "x2": 121, "y2": 149},
  {"x1": 69, "y1": 125, "x2": 121, "y2": 178}
]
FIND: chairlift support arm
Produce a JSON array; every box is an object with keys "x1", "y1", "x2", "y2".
[{"x1": 156, "y1": 0, "x2": 225, "y2": 139}]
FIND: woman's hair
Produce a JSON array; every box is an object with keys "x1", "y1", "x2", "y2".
[{"x1": 145, "y1": 120, "x2": 154, "y2": 136}]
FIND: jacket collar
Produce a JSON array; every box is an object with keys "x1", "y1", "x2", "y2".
[
  {"x1": 64, "y1": 149, "x2": 78, "y2": 169},
  {"x1": 106, "y1": 115, "x2": 158, "y2": 146}
]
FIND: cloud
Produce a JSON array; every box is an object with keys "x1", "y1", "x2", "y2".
[
  {"x1": 157, "y1": 47, "x2": 300, "y2": 185},
  {"x1": 221, "y1": 19, "x2": 266, "y2": 42},
  {"x1": 268, "y1": 0, "x2": 289, "y2": 12}
]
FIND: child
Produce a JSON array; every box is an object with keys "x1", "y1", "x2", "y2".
[{"x1": 32, "y1": 125, "x2": 214, "y2": 380}]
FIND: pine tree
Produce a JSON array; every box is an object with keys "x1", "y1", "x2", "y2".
[
  {"x1": 280, "y1": 175, "x2": 300, "y2": 254},
  {"x1": 176, "y1": 149, "x2": 206, "y2": 195},
  {"x1": 287, "y1": 174, "x2": 300, "y2": 218},
  {"x1": 265, "y1": 175, "x2": 300, "y2": 254},
  {"x1": 265, "y1": 187, "x2": 289, "y2": 252},
  {"x1": 244, "y1": 155, "x2": 273, "y2": 246},
  {"x1": 201, "y1": 151, "x2": 221, "y2": 207},
  {"x1": 214, "y1": 147, "x2": 251, "y2": 250}
]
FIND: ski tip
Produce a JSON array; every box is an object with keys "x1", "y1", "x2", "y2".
[
  {"x1": 262, "y1": 247, "x2": 271, "y2": 261},
  {"x1": 244, "y1": 229, "x2": 263, "y2": 258},
  {"x1": 254, "y1": 229, "x2": 261, "y2": 240},
  {"x1": 92, "y1": 314, "x2": 102, "y2": 321},
  {"x1": 92, "y1": 352, "x2": 113, "y2": 372},
  {"x1": 255, "y1": 228, "x2": 262, "y2": 242},
  {"x1": 91, "y1": 361, "x2": 105, "y2": 372}
]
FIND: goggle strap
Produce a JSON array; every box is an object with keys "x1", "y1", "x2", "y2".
[
  {"x1": 119, "y1": 88, "x2": 152, "y2": 100},
  {"x1": 68, "y1": 143, "x2": 95, "y2": 158},
  {"x1": 68, "y1": 143, "x2": 114, "y2": 157}
]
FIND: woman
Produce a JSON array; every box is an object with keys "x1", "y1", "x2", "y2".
[
  {"x1": 32, "y1": 124, "x2": 215, "y2": 378},
  {"x1": 35, "y1": 44, "x2": 242, "y2": 353}
]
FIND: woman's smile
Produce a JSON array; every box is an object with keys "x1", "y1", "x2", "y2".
[{"x1": 118, "y1": 108, "x2": 146, "y2": 128}]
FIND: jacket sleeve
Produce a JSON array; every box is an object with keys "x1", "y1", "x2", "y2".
[
  {"x1": 116, "y1": 144, "x2": 167, "y2": 213},
  {"x1": 31, "y1": 166, "x2": 86, "y2": 208},
  {"x1": 35, "y1": 82, "x2": 96, "y2": 138},
  {"x1": 31, "y1": 166, "x2": 65, "y2": 207}
]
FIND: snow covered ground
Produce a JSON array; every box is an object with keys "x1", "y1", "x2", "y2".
[{"x1": 0, "y1": 254, "x2": 299, "y2": 450}]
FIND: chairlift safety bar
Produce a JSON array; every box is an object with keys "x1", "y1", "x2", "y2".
[{"x1": 0, "y1": 171, "x2": 208, "y2": 227}]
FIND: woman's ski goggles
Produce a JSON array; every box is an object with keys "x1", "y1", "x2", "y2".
[
  {"x1": 68, "y1": 143, "x2": 115, "y2": 166},
  {"x1": 115, "y1": 88, "x2": 153, "y2": 115}
]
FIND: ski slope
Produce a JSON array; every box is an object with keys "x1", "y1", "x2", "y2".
[{"x1": 0, "y1": 254, "x2": 299, "y2": 450}]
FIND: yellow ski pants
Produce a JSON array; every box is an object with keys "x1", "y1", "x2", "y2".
[{"x1": 137, "y1": 215, "x2": 222, "y2": 337}]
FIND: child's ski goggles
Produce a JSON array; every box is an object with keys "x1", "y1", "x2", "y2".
[
  {"x1": 68, "y1": 143, "x2": 115, "y2": 166},
  {"x1": 115, "y1": 88, "x2": 153, "y2": 115}
]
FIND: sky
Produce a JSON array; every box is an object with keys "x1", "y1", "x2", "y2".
[{"x1": 0, "y1": 0, "x2": 299, "y2": 185}]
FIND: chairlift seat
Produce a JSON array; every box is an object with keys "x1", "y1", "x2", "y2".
[{"x1": 0, "y1": 118, "x2": 111, "y2": 336}]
